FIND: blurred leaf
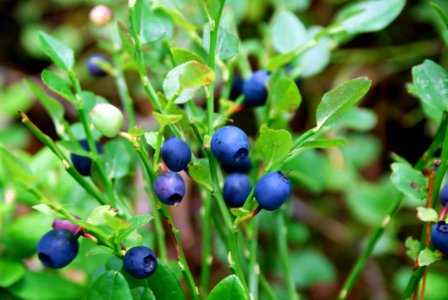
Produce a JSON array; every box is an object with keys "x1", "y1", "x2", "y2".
[
  {"x1": 255, "y1": 125, "x2": 292, "y2": 169},
  {"x1": 86, "y1": 246, "x2": 114, "y2": 257},
  {"x1": 208, "y1": 275, "x2": 248, "y2": 300},
  {"x1": 412, "y1": 60, "x2": 448, "y2": 112},
  {"x1": 32, "y1": 204, "x2": 59, "y2": 218},
  {"x1": 116, "y1": 214, "x2": 153, "y2": 242},
  {"x1": 391, "y1": 162, "x2": 427, "y2": 202},
  {"x1": 38, "y1": 31, "x2": 74, "y2": 71},
  {"x1": 87, "y1": 205, "x2": 117, "y2": 225},
  {"x1": 394, "y1": 268, "x2": 448, "y2": 300},
  {"x1": 417, "y1": 207, "x2": 438, "y2": 222},
  {"x1": 87, "y1": 271, "x2": 132, "y2": 300},
  {"x1": 163, "y1": 61, "x2": 214, "y2": 104},
  {"x1": 189, "y1": 159, "x2": 213, "y2": 191},
  {"x1": 136, "y1": 1, "x2": 173, "y2": 43},
  {"x1": 301, "y1": 139, "x2": 346, "y2": 149},
  {"x1": 0, "y1": 147, "x2": 36, "y2": 186},
  {"x1": 0, "y1": 81, "x2": 34, "y2": 118},
  {"x1": 269, "y1": 78, "x2": 302, "y2": 118},
  {"x1": 103, "y1": 140, "x2": 132, "y2": 179},
  {"x1": 334, "y1": 0, "x2": 405, "y2": 35},
  {"x1": 153, "y1": 112, "x2": 183, "y2": 127},
  {"x1": 266, "y1": 50, "x2": 298, "y2": 72},
  {"x1": 405, "y1": 237, "x2": 420, "y2": 260},
  {"x1": 340, "y1": 134, "x2": 381, "y2": 168},
  {"x1": 316, "y1": 77, "x2": 371, "y2": 130},
  {"x1": 126, "y1": 260, "x2": 187, "y2": 300},
  {"x1": 288, "y1": 249, "x2": 336, "y2": 288},
  {"x1": 0, "y1": 125, "x2": 31, "y2": 149},
  {"x1": 432, "y1": 3, "x2": 448, "y2": 31},
  {"x1": 144, "y1": 132, "x2": 164, "y2": 150},
  {"x1": 171, "y1": 47, "x2": 205, "y2": 65},
  {"x1": 418, "y1": 248, "x2": 442, "y2": 267},
  {"x1": 81, "y1": 91, "x2": 109, "y2": 113},
  {"x1": 117, "y1": 21, "x2": 135, "y2": 58},
  {"x1": 271, "y1": 11, "x2": 307, "y2": 53},
  {"x1": 131, "y1": 287, "x2": 156, "y2": 300},
  {"x1": 9, "y1": 272, "x2": 84, "y2": 300},
  {"x1": 0, "y1": 259, "x2": 25, "y2": 288},
  {"x1": 203, "y1": 26, "x2": 238, "y2": 60},
  {"x1": 333, "y1": 107, "x2": 377, "y2": 131},
  {"x1": 155, "y1": 6, "x2": 196, "y2": 34},
  {"x1": 41, "y1": 70, "x2": 73, "y2": 101}
]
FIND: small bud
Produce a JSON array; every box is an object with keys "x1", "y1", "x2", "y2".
[
  {"x1": 89, "y1": 5, "x2": 113, "y2": 26},
  {"x1": 90, "y1": 103, "x2": 124, "y2": 137}
]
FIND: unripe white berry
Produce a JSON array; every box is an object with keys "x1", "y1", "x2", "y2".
[
  {"x1": 90, "y1": 103, "x2": 123, "y2": 137},
  {"x1": 89, "y1": 5, "x2": 113, "y2": 26}
]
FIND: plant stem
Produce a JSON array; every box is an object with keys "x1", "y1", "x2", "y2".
[
  {"x1": 113, "y1": 51, "x2": 136, "y2": 128},
  {"x1": 200, "y1": 191, "x2": 213, "y2": 297},
  {"x1": 248, "y1": 216, "x2": 260, "y2": 299},
  {"x1": 259, "y1": 272, "x2": 278, "y2": 300},
  {"x1": 277, "y1": 212, "x2": 299, "y2": 300},
  {"x1": 20, "y1": 111, "x2": 107, "y2": 205}
]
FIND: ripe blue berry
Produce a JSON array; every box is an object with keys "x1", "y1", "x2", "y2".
[
  {"x1": 254, "y1": 171, "x2": 291, "y2": 211},
  {"x1": 161, "y1": 137, "x2": 192, "y2": 172},
  {"x1": 37, "y1": 229, "x2": 79, "y2": 268},
  {"x1": 230, "y1": 73, "x2": 244, "y2": 100},
  {"x1": 211, "y1": 126, "x2": 250, "y2": 166},
  {"x1": 440, "y1": 183, "x2": 448, "y2": 206},
  {"x1": 223, "y1": 173, "x2": 252, "y2": 208},
  {"x1": 86, "y1": 53, "x2": 108, "y2": 77},
  {"x1": 243, "y1": 70, "x2": 270, "y2": 107},
  {"x1": 70, "y1": 139, "x2": 102, "y2": 176},
  {"x1": 154, "y1": 172, "x2": 186, "y2": 206},
  {"x1": 221, "y1": 155, "x2": 252, "y2": 174},
  {"x1": 123, "y1": 246, "x2": 157, "y2": 279},
  {"x1": 431, "y1": 221, "x2": 448, "y2": 255}
]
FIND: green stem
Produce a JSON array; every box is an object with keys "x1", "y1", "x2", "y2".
[
  {"x1": 113, "y1": 52, "x2": 136, "y2": 128},
  {"x1": 277, "y1": 212, "x2": 299, "y2": 300},
  {"x1": 248, "y1": 216, "x2": 260, "y2": 299},
  {"x1": 20, "y1": 111, "x2": 107, "y2": 205},
  {"x1": 200, "y1": 192, "x2": 213, "y2": 296},
  {"x1": 259, "y1": 272, "x2": 278, "y2": 300}
]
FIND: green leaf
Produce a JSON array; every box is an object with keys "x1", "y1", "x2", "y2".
[
  {"x1": 87, "y1": 205, "x2": 117, "y2": 225},
  {"x1": 153, "y1": 112, "x2": 183, "y2": 127},
  {"x1": 25, "y1": 79, "x2": 66, "y2": 135},
  {"x1": 412, "y1": 60, "x2": 448, "y2": 112},
  {"x1": 0, "y1": 80, "x2": 34, "y2": 118},
  {"x1": 208, "y1": 275, "x2": 248, "y2": 300},
  {"x1": 136, "y1": 1, "x2": 173, "y2": 43},
  {"x1": 315, "y1": 77, "x2": 371, "y2": 130},
  {"x1": 418, "y1": 248, "x2": 442, "y2": 267},
  {"x1": 86, "y1": 246, "x2": 114, "y2": 257},
  {"x1": 41, "y1": 70, "x2": 73, "y2": 101},
  {"x1": 416, "y1": 207, "x2": 438, "y2": 222},
  {"x1": 405, "y1": 237, "x2": 420, "y2": 260},
  {"x1": 155, "y1": 6, "x2": 196, "y2": 34},
  {"x1": 87, "y1": 271, "x2": 133, "y2": 300},
  {"x1": 116, "y1": 214, "x2": 153, "y2": 242},
  {"x1": 189, "y1": 159, "x2": 213, "y2": 191},
  {"x1": 266, "y1": 50, "x2": 298, "y2": 72},
  {"x1": 163, "y1": 61, "x2": 215, "y2": 104},
  {"x1": 432, "y1": 3, "x2": 448, "y2": 31},
  {"x1": 131, "y1": 287, "x2": 156, "y2": 300},
  {"x1": 271, "y1": 11, "x2": 307, "y2": 53},
  {"x1": 391, "y1": 162, "x2": 427, "y2": 202},
  {"x1": 117, "y1": 21, "x2": 135, "y2": 58},
  {"x1": 171, "y1": 47, "x2": 205, "y2": 65},
  {"x1": 103, "y1": 140, "x2": 132, "y2": 179},
  {"x1": 203, "y1": 26, "x2": 238, "y2": 61},
  {"x1": 269, "y1": 78, "x2": 302, "y2": 117},
  {"x1": 126, "y1": 260, "x2": 186, "y2": 300},
  {"x1": 144, "y1": 132, "x2": 164, "y2": 150},
  {"x1": 255, "y1": 126, "x2": 292, "y2": 169},
  {"x1": 301, "y1": 139, "x2": 346, "y2": 149},
  {"x1": 0, "y1": 147, "x2": 37, "y2": 186},
  {"x1": 333, "y1": 107, "x2": 377, "y2": 131},
  {"x1": 9, "y1": 271, "x2": 84, "y2": 300},
  {"x1": 38, "y1": 31, "x2": 74, "y2": 71},
  {"x1": 32, "y1": 204, "x2": 60, "y2": 218},
  {"x1": 0, "y1": 259, "x2": 25, "y2": 288},
  {"x1": 334, "y1": 0, "x2": 405, "y2": 35}
]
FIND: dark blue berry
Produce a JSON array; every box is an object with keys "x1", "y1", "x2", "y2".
[
  {"x1": 221, "y1": 155, "x2": 252, "y2": 174},
  {"x1": 211, "y1": 126, "x2": 250, "y2": 166},
  {"x1": 154, "y1": 172, "x2": 186, "y2": 206},
  {"x1": 87, "y1": 53, "x2": 108, "y2": 77},
  {"x1": 440, "y1": 183, "x2": 448, "y2": 206},
  {"x1": 123, "y1": 246, "x2": 157, "y2": 279},
  {"x1": 254, "y1": 171, "x2": 291, "y2": 211},
  {"x1": 161, "y1": 137, "x2": 192, "y2": 172},
  {"x1": 431, "y1": 221, "x2": 448, "y2": 255},
  {"x1": 223, "y1": 173, "x2": 252, "y2": 208},
  {"x1": 230, "y1": 73, "x2": 244, "y2": 100},
  {"x1": 70, "y1": 139, "x2": 102, "y2": 176},
  {"x1": 37, "y1": 229, "x2": 79, "y2": 268},
  {"x1": 243, "y1": 70, "x2": 270, "y2": 107}
]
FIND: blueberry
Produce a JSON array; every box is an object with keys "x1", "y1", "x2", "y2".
[
  {"x1": 242, "y1": 70, "x2": 270, "y2": 107},
  {"x1": 37, "y1": 229, "x2": 79, "y2": 268},
  {"x1": 431, "y1": 221, "x2": 448, "y2": 255},
  {"x1": 154, "y1": 172, "x2": 186, "y2": 206},
  {"x1": 223, "y1": 173, "x2": 252, "y2": 208},
  {"x1": 70, "y1": 139, "x2": 102, "y2": 176},
  {"x1": 230, "y1": 73, "x2": 244, "y2": 100},
  {"x1": 161, "y1": 137, "x2": 192, "y2": 172},
  {"x1": 440, "y1": 183, "x2": 448, "y2": 206},
  {"x1": 123, "y1": 246, "x2": 157, "y2": 279},
  {"x1": 86, "y1": 53, "x2": 108, "y2": 77},
  {"x1": 211, "y1": 126, "x2": 250, "y2": 166},
  {"x1": 221, "y1": 155, "x2": 252, "y2": 174},
  {"x1": 254, "y1": 171, "x2": 291, "y2": 211}
]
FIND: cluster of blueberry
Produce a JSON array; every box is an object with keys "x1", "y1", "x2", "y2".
[{"x1": 431, "y1": 184, "x2": 448, "y2": 254}]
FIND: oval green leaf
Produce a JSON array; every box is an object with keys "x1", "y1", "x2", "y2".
[
  {"x1": 87, "y1": 271, "x2": 133, "y2": 300},
  {"x1": 0, "y1": 259, "x2": 25, "y2": 288},
  {"x1": 271, "y1": 11, "x2": 307, "y2": 54},
  {"x1": 208, "y1": 275, "x2": 248, "y2": 300},
  {"x1": 38, "y1": 31, "x2": 74, "y2": 72}
]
